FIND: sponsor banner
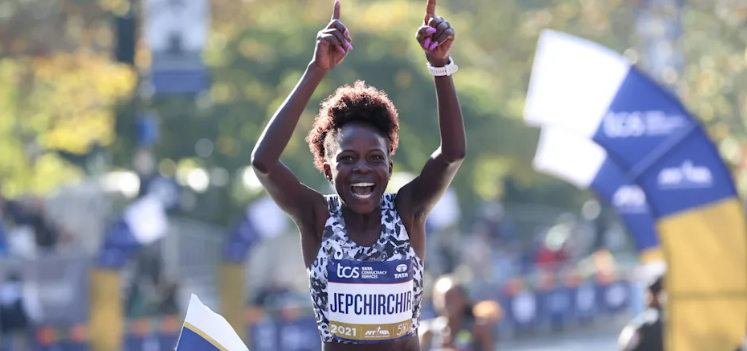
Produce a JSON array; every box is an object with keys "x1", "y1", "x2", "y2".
[{"x1": 524, "y1": 29, "x2": 747, "y2": 350}]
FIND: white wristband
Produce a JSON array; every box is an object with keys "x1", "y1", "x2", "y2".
[{"x1": 427, "y1": 57, "x2": 459, "y2": 76}]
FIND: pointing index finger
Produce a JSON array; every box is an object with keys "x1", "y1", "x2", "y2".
[
  {"x1": 425, "y1": 0, "x2": 436, "y2": 22},
  {"x1": 332, "y1": 0, "x2": 341, "y2": 20}
]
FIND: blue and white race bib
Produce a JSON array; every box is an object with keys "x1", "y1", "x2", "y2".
[{"x1": 327, "y1": 259, "x2": 414, "y2": 342}]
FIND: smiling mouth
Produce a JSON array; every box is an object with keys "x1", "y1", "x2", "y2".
[{"x1": 351, "y1": 182, "x2": 375, "y2": 199}]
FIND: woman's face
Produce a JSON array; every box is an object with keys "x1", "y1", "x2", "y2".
[{"x1": 324, "y1": 122, "x2": 392, "y2": 214}]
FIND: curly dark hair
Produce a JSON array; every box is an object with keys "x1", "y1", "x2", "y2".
[{"x1": 306, "y1": 80, "x2": 400, "y2": 172}]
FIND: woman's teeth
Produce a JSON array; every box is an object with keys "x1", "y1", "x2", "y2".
[{"x1": 351, "y1": 182, "x2": 375, "y2": 199}]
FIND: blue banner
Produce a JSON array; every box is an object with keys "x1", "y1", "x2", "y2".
[
  {"x1": 533, "y1": 128, "x2": 662, "y2": 262},
  {"x1": 573, "y1": 283, "x2": 596, "y2": 323},
  {"x1": 248, "y1": 317, "x2": 321, "y2": 351},
  {"x1": 136, "y1": 113, "x2": 159, "y2": 147},
  {"x1": 223, "y1": 214, "x2": 260, "y2": 263},
  {"x1": 592, "y1": 164, "x2": 660, "y2": 258},
  {"x1": 96, "y1": 220, "x2": 137, "y2": 269},
  {"x1": 0, "y1": 223, "x2": 7, "y2": 256},
  {"x1": 592, "y1": 68, "x2": 736, "y2": 217},
  {"x1": 593, "y1": 65, "x2": 746, "y2": 351},
  {"x1": 539, "y1": 287, "x2": 573, "y2": 327},
  {"x1": 598, "y1": 281, "x2": 630, "y2": 314},
  {"x1": 525, "y1": 29, "x2": 747, "y2": 351},
  {"x1": 38, "y1": 342, "x2": 87, "y2": 351},
  {"x1": 505, "y1": 291, "x2": 538, "y2": 332},
  {"x1": 27, "y1": 278, "x2": 640, "y2": 351}
]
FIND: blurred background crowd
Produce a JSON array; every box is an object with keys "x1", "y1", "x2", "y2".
[{"x1": 0, "y1": 0, "x2": 746, "y2": 350}]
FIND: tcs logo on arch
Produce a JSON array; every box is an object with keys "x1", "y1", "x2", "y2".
[{"x1": 337, "y1": 264, "x2": 360, "y2": 279}]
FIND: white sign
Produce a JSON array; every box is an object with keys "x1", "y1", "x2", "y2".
[
  {"x1": 124, "y1": 194, "x2": 168, "y2": 244},
  {"x1": 427, "y1": 188, "x2": 460, "y2": 229},
  {"x1": 144, "y1": 0, "x2": 210, "y2": 52},
  {"x1": 248, "y1": 196, "x2": 289, "y2": 239}
]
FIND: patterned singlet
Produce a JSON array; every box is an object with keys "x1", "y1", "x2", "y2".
[{"x1": 307, "y1": 193, "x2": 425, "y2": 343}]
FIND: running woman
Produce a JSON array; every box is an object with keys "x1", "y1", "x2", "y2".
[{"x1": 251, "y1": 0, "x2": 465, "y2": 349}]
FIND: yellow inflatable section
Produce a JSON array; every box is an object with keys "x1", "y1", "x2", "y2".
[{"x1": 658, "y1": 198, "x2": 747, "y2": 351}]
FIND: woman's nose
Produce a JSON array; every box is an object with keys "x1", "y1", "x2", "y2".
[{"x1": 353, "y1": 160, "x2": 372, "y2": 173}]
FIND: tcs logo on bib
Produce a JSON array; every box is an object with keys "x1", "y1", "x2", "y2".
[{"x1": 337, "y1": 264, "x2": 360, "y2": 279}]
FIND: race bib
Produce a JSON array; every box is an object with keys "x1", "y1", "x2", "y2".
[{"x1": 327, "y1": 259, "x2": 414, "y2": 342}]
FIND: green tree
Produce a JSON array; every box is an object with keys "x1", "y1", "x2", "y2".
[
  {"x1": 110, "y1": 0, "x2": 644, "y2": 225},
  {"x1": 13, "y1": 0, "x2": 745, "y2": 228},
  {"x1": 0, "y1": 0, "x2": 136, "y2": 198},
  {"x1": 676, "y1": 0, "x2": 747, "y2": 193}
]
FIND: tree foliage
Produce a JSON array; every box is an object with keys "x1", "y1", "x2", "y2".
[
  {"x1": 4, "y1": 0, "x2": 747, "y2": 225},
  {"x1": 0, "y1": 0, "x2": 136, "y2": 198},
  {"x1": 118, "y1": 0, "x2": 642, "y2": 222}
]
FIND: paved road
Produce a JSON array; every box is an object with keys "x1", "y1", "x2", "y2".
[
  {"x1": 500, "y1": 332, "x2": 618, "y2": 351},
  {"x1": 496, "y1": 321, "x2": 623, "y2": 351}
]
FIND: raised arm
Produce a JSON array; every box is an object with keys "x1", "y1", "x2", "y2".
[
  {"x1": 251, "y1": 0, "x2": 353, "y2": 223},
  {"x1": 398, "y1": 1, "x2": 466, "y2": 221}
]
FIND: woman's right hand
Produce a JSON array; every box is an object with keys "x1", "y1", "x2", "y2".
[{"x1": 310, "y1": 0, "x2": 353, "y2": 72}]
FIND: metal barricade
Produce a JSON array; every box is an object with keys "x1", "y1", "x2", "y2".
[{"x1": 0, "y1": 250, "x2": 90, "y2": 326}]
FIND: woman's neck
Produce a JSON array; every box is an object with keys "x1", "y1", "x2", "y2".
[{"x1": 340, "y1": 204, "x2": 381, "y2": 230}]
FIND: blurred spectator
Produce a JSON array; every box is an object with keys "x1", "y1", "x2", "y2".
[
  {"x1": 490, "y1": 244, "x2": 518, "y2": 286},
  {"x1": 4, "y1": 198, "x2": 61, "y2": 258},
  {"x1": 737, "y1": 333, "x2": 747, "y2": 351},
  {"x1": 420, "y1": 275, "x2": 495, "y2": 351},
  {"x1": 437, "y1": 227, "x2": 461, "y2": 275},
  {"x1": 137, "y1": 242, "x2": 163, "y2": 289},
  {"x1": 125, "y1": 280, "x2": 149, "y2": 318},
  {"x1": 534, "y1": 242, "x2": 569, "y2": 273},
  {"x1": 464, "y1": 222, "x2": 492, "y2": 281},
  {"x1": 11, "y1": 198, "x2": 58, "y2": 250},
  {"x1": 618, "y1": 275, "x2": 664, "y2": 351},
  {"x1": 252, "y1": 279, "x2": 291, "y2": 308},
  {"x1": 6, "y1": 225, "x2": 36, "y2": 259},
  {"x1": 126, "y1": 262, "x2": 162, "y2": 319},
  {"x1": 27, "y1": 198, "x2": 57, "y2": 249},
  {"x1": 0, "y1": 272, "x2": 30, "y2": 351},
  {"x1": 157, "y1": 280, "x2": 180, "y2": 315}
]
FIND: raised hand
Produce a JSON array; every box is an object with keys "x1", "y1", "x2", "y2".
[
  {"x1": 415, "y1": 0, "x2": 455, "y2": 65},
  {"x1": 310, "y1": 0, "x2": 353, "y2": 72}
]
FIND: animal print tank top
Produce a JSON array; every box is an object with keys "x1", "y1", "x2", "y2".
[{"x1": 307, "y1": 193, "x2": 425, "y2": 343}]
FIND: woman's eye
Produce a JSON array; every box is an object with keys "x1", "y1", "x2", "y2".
[
  {"x1": 371, "y1": 155, "x2": 384, "y2": 161},
  {"x1": 340, "y1": 156, "x2": 353, "y2": 162}
]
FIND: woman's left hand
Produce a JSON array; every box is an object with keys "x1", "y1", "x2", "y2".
[{"x1": 415, "y1": 0, "x2": 455, "y2": 66}]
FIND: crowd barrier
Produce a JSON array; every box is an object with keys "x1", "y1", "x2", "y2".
[{"x1": 1, "y1": 278, "x2": 634, "y2": 351}]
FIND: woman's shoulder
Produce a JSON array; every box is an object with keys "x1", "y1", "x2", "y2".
[
  {"x1": 383, "y1": 193, "x2": 401, "y2": 209},
  {"x1": 321, "y1": 194, "x2": 341, "y2": 213},
  {"x1": 324, "y1": 193, "x2": 339, "y2": 201}
]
